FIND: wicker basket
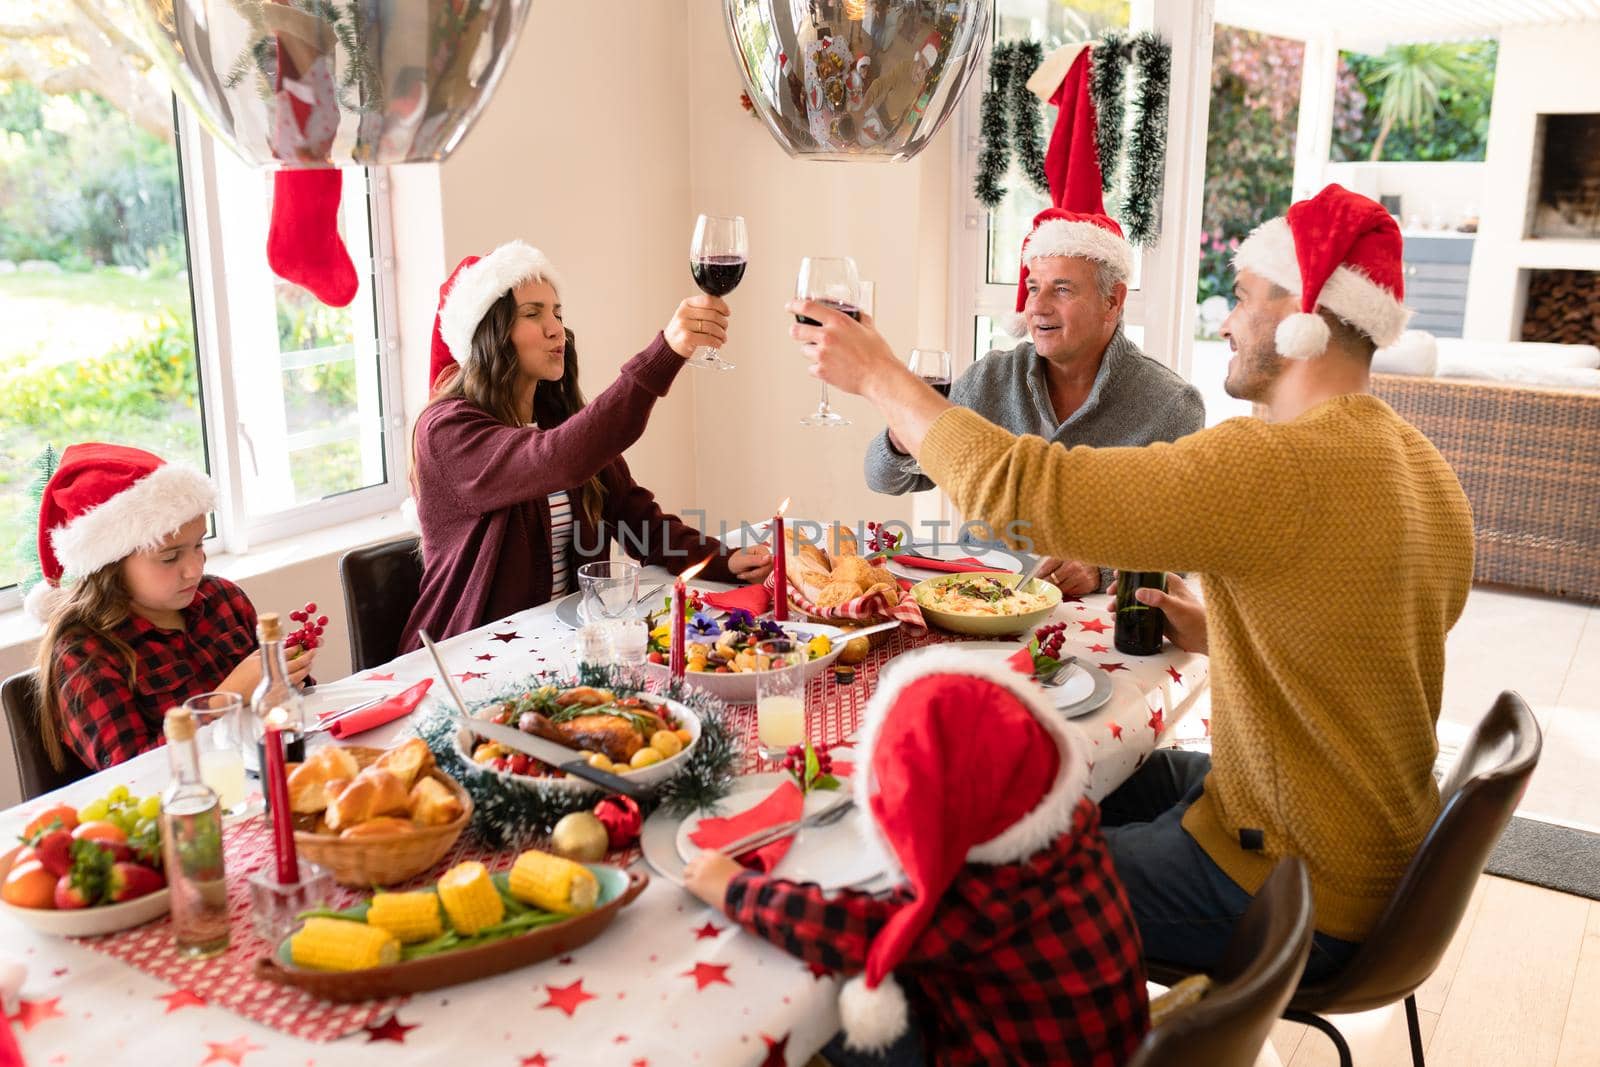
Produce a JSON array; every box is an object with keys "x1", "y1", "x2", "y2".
[{"x1": 292, "y1": 747, "x2": 473, "y2": 887}]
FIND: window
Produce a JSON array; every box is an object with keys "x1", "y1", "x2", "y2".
[{"x1": 0, "y1": 67, "x2": 401, "y2": 607}]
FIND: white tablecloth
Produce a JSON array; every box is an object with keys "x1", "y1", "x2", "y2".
[{"x1": 2, "y1": 576, "x2": 1207, "y2": 1066}]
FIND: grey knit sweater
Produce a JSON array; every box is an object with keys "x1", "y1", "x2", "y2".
[{"x1": 864, "y1": 328, "x2": 1204, "y2": 586}]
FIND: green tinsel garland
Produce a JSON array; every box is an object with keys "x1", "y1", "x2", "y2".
[
  {"x1": 1121, "y1": 32, "x2": 1171, "y2": 245},
  {"x1": 417, "y1": 665, "x2": 738, "y2": 851},
  {"x1": 1089, "y1": 34, "x2": 1130, "y2": 196},
  {"x1": 1009, "y1": 40, "x2": 1049, "y2": 197},
  {"x1": 14, "y1": 445, "x2": 58, "y2": 597},
  {"x1": 974, "y1": 42, "x2": 1015, "y2": 209}
]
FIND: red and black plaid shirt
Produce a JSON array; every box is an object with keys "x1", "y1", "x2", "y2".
[
  {"x1": 725, "y1": 796, "x2": 1149, "y2": 1066},
  {"x1": 54, "y1": 576, "x2": 258, "y2": 770}
]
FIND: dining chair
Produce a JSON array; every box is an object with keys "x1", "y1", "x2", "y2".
[
  {"x1": 338, "y1": 535, "x2": 423, "y2": 673},
  {"x1": 3, "y1": 667, "x2": 93, "y2": 801},
  {"x1": 1147, "y1": 690, "x2": 1542, "y2": 1067},
  {"x1": 1128, "y1": 856, "x2": 1314, "y2": 1067}
]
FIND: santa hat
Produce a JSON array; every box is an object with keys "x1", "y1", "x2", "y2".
[
  {"x1": 1004, "y1": 207, "x2": 1133, "y2": 337},
  {"x1": 26, "y1": 444, "x2": 215, "y2": 621},
  {"x1": 837, "y1": 647, "x2": 1092, "y2": 1051},
  {"x1": 428, "y1": 241, "x2": 566, "y2": 389},
  {"x1": 1232, "y1": 183, "x2": 1409, "y2": 359}
]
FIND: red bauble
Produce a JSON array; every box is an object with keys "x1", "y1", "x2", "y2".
[{"x1": 594, "y1": 796, "x2": 642, "y2": 850}]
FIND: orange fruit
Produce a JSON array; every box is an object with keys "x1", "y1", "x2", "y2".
[
  {"x1": 22, "y1": 805, "x2": 78, "y2": 840},
  {"x1": 71, "y1": 821, "x2": 128, "y2": 845},
  {"x1": 2, "y1": 860, "x2": 57, "y2": 910}
]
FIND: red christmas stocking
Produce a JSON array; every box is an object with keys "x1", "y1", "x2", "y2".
[
  {"x1": 267, "y1": 168, "x2": 357, "y2": 307},
  {"x1": 1044, "y1": 48, "x2": 1107, "y2": 214}
]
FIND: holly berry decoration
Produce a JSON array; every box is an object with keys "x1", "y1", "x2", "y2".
[
  {"x1": 780, "y1": 741, "x2": 840, "y2": 796},
  {"x1": 285, "y1": 601, "x2": 330, "y2": 653},
  {"x1": 864, "y1": 521, "x2": 905, "y2": 556},
  {"x1": 593, "y1": 795, "x2": 642, "y2": 850},
  {"x1": 1029, "y1": 621, "x2": 1069, "y2": 678}
]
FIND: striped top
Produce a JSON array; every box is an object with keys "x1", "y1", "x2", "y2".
[{"x1": 547, "y1": 490, "x2": 575, "y2": 595}]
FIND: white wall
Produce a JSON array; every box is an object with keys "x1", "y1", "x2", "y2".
[
  {"x1": 1464, "y1": 22, "x2": 1600, "y2": 340},
  {"x1": 1324, "y1": 161, "x2": 1486, "y2": 230}
]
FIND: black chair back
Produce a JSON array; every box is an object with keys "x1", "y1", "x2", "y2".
[
  {"x1": 3, "y1": 668, "x2": 93, "y2": 800},
  {"x1": 338, "y1": 536, "x2": 423, "y2": 672}
]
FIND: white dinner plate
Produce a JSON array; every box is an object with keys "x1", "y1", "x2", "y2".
[
  {"x1": 944, "y1": 641, "x2": 1114, "y2": 719},
  {"x1": 881, "y1": 541, "x2": 1026, "y2": 584}
]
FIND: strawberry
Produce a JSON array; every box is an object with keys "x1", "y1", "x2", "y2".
[
  {"x1": 54, "y1": 874, "x2": 95, "y2": 909},
  {"x1": 508, "y1": 753, "x2": 533, "y2": 775},
  {"x1": 34, "y1": 829, "x2": 74, "y2": 877},
  {"x1": 106, "y1": 862, "x2": 166, "y2": 903},
  {"x1": 60, "y1": 837, "x2": 113, "y2": 908}
]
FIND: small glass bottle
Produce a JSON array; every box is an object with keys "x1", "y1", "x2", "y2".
[
  {"x1": 249, "y1": 613, "x2": 307, "y2": 772},
  {"x1": 160, "y1": 707, "x2": 231, "y2": 959}
]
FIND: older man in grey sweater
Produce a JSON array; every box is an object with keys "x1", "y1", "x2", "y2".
[{"x1": 865, "y1": 208, "x2": 1203, "y2": 592}]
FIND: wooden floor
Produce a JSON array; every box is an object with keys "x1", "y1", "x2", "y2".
[{"x1": 1267, "y1": 875, "x2": 1600, "y2": 1067}]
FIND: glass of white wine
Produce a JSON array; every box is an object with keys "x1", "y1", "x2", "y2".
[
  {"x1": 754, "y1": 638, "x2": 811, "y2": 764},
  {"x1": 183, "y1": 692, "x2": 248, "y2": 816}
]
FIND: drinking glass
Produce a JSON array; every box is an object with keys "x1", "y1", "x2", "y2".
[
  {"x1": 795, "y1": 256, "x2": 861, "y2": 427},
  {"x1": 183, "y1": 692, "x2": 248, "y2": 815},
  {"x1": 578, "y1": 560, "x2": 642, "y2": 623},
  {"x1": 689, "y1": 214, "x2": 748, "y2": 371},
  {"x1": 908, "y1": 348, "x2": 953, "y2": 397},
  {"x1": 754, "y1": 638, "x2": 810, "y2": 763}
]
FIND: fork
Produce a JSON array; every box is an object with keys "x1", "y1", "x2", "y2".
[
  {"x1": 1042, "y1": 658, "x2": 1083, "y2": 688},
  {"x1": 718, "y1": 796, "x2": 857, "y2": 858}
]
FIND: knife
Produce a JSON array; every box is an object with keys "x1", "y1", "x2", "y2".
[{"x1": 418, "y1": 630, "x2": 644, "y2": 799}]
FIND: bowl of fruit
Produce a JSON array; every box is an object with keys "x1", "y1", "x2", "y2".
[
  {"x1": 457, "y1": 683, "x2": 701, "y2": 793},
  {"x1": 1, "y1": 787, "x2": 170, "y2": 937},
  {"x1": 640, "y1": 609, "x2": 851, "y2": 703}
]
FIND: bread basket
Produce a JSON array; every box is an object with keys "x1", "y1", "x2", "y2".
[{"x1": 292, "y1": 746, "x2": 472, "y2": 887}]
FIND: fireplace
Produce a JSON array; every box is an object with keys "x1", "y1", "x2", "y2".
[
  {"x1": 1529, "y1": 113, "x2": 1600, "y2": 239},
  {"x1": 1521, "y1": 268, "x2": 1600, "y2": 345}
]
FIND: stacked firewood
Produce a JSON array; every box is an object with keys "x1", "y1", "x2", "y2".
[{"x1": 1522, "y1": 269, "x2": 1600, "y2": 346}]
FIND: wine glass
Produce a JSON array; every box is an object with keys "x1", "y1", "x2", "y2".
[
  {"x1": 908, "y1": 348, "x2": 952, "y2": 396},
  {"x1": 577, "y1": 560, "x2": 641, "y2": 623},
  {"x1": 688, "y1": 214, "x2": 747, "y2": 371},
  {"x1": 795, "y1": 256, "x2": 861, "y2": 427}
]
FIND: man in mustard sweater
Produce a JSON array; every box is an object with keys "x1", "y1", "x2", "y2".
[{"x1": 789, "y1": 185, "x2": 1474, "y2": 982}]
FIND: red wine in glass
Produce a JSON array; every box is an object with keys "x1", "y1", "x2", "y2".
[
  {"x1": 691, "y1": 255, "x2": 747, "y2": 297},
  {"x1": 908, "y1": 348, "x2": 953, "y2": 398},
  {"x1": 920, "y1": 377, "x2": 952, "y2": 397},
  {"x1": 795, "y1": 300, "x2": 861, "y2": 327}
]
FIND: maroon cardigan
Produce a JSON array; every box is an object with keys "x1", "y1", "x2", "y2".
[{"x1": 399, "y1": 333, "x2": 736, "y2": 650}]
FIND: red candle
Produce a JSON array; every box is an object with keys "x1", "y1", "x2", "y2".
[
  {"x1": 262, "y1": 714, "x2": 299, "y2": 885},
  {"x1": 771, "y1": 508, "x2": 790, "y2": 627},
  {"x1": 670, "y1": 576, "x2": 687, "y2": 679}
]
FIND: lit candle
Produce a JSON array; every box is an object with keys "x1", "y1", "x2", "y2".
[
  {"x1": 262, "y1": 708, "x2": 299, "y2": 885},
  {"x1": 772, "y1": 497, "x2": 791, "y2": 622},
  {"x1": 672, "y1": 556, "x2": 714, "y2": 679}
]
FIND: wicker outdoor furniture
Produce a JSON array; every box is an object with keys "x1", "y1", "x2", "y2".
[{"x1": 1372, "y1": 373, "x2": 1600, "y2": 604}]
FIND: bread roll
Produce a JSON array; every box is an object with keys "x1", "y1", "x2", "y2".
[
  {"x1": 830, "y1": 555, "x2": 874, "y2": 589},
  {"x1": 817, "y1": 580, "x2": 863, "y2": 608},
  {"x1": 339, "y1": 816, "x2": 416, "y2": 839},
  {"x1": 867, "y1": 565, "x2": 898, "y2": 589},
  {"x1": 287, "y1": 746, "x2": 361, "y2": 814},
  {"x1": 326, "y1": 766, "x2": 410, "y2": 830},
  {"x1": 828, "y1": 524, "x2": 859, "y2": 557},
  {"x1": 409, "y1": 777, "x2": 465, "y2": 827},
  {"x1": 374, "y1": 738, "x2": 434, "y2": 791},
  {"x1": 796, "y1": 543, "x2": 831, "y2": 572}
]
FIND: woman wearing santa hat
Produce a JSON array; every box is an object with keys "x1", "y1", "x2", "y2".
[
  {"x1": 684, "y1": 647, "x2": 1149, "y2": 1066},
  {"x1": 28, "y1": 444, "x2": 315, "y2": 771},
  {"x1": 399, "y1": 241, "x2": 772, "y2": 649}
]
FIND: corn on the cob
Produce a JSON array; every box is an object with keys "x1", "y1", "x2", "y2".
[
  {"x1": 366, "y1": 891, "x2": 444, "y2": 943},
  {"x1": 289, "y1": 917, "x2": 400, "y2": 972},
  {"x1": 437, "y1": 861, "x2": 504, "y2": 934},
  {"x1": 509, "y1": 849, "x2": 600, "y2": 915}
]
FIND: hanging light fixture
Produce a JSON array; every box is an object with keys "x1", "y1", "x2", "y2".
[
  {"x1": 129, "y1": 0, "x2": 534, "y2": 168},
  {"x1": 725, "y1": 0, "x2": 992, "y2": 162}
]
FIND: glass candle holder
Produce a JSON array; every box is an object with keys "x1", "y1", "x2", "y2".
[{"x1": 248, "y1": 863, "x2": 334, "y2": 945}]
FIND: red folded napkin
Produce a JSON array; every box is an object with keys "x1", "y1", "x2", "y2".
[
  {"x1": 894, "y1": 554, "x2": 1010, "y2": 575},
  {"x1": 690, "y1": 780, "x2": 804, "y2": 872},
  {"x1": 701, "y1": 584, "x2": 772, "y2": 615},
  {"x1": 325, "y1": 678, "x2": 433, "y2": 739},
  {"x1": 1006, "y1": 646, "x2": 1035, "y2": 674}
]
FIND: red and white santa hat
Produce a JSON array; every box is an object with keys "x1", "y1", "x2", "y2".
[
  {"x1": 1005, "y1": 207, "x2": 1134, "y2": 337},
  {"x1": 26, "y1": 443, "x2": 215, "y2": 621},
  {"x1": 836, "y1": 646, "x2": 1092, "y2": 1052},
  {"x1": 428, "y1": 240, "x2": 566, "y2": 389},
  {"x1": 1232, "y1": 183, "x2": 1409, "y2": 359}
]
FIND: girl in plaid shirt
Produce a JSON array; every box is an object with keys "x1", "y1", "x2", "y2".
[
  {"x1": 27, "y1": 444, "x2": 315, "y2": 771},
  {"x1": 685, "y1": 648, "x2": 1148, "y2": 1066}
]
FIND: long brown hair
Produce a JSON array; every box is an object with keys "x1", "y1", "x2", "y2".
[
  {"x1": 32, "y1": 565, "x2": 138, "y2": 771},
  {"x1": 418, "y1": 292, "x2": 607, "y2": 523}
]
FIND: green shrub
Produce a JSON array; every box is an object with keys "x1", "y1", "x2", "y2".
[{"x1": 0, "y1": 313, "x2": 197, "y2": 429}]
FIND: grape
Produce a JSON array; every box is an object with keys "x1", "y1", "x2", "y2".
[
  {"x1": 79, "y1": 798, "x2": 110, "y2": 822},
  {"x1": 108, "y1": 809, "x2": 135, "y2": 833},
  {"x1": 107, "y1": 784, "x2": 130, "y2": 804},
  {"x1": 137, "y1": 795, "x2": 162, "y2": 819}
]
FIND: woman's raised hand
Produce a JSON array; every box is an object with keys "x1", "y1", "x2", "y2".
[{"x1": 665, "y1": 295, "x2": 731, "y2": 358}]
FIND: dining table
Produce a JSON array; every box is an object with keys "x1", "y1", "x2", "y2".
[{"x1": 1, "y1": 567, "x2": 1209, "y2": 1067}]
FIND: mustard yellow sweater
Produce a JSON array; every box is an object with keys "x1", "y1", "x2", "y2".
[{"x1": 921, "y1": 394, "x2": 1474, "y2": 940}]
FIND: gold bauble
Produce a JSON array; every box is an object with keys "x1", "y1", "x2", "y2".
[{"x1": 550, "y1": 812, "x2": 609, "y2": 862}]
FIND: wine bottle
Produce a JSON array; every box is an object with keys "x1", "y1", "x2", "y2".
[
  {"x1": 250, "y1": 613, "x2": 307, "y2": 773},
  {"x1": 1114, "y1": 572, "x2": 1167, "y2": 656},
  {"x1": 161, "y1": 707, "x2": 230, "y2": 959}
]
